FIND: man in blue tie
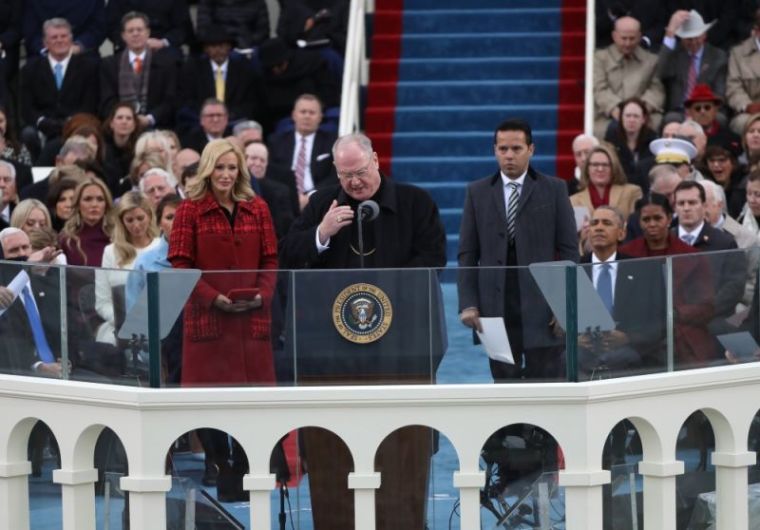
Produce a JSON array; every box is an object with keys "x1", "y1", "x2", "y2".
[
  {"x1": 19, "y1": 17, "x2": 99, "y2": 161},
  {"x1": 0, "y1": 227, "x2": 63, "y2": 377},
  {"x1": 579, "y1": 206, "x2": 665, "y2": 377}
]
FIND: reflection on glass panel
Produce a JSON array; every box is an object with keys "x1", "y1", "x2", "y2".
[
  {"x1": 481, "y1": 471, "x2": 565, "y2": 529},
  {"x1": 28, "y1": 421, "x2": 62, "y2": 529},
  {"x1": 602, "y1": 420, "x2": 643, "y2": 530},
  {"x1": 480, "y1": 425, "x2": 564, "y2": 529},
  {"x1": 676, "y1": 411, "x2": 715, "y2": 529}
]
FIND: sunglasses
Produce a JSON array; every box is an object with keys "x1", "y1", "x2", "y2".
[{"x1": 691, "y1": 103, "x2": 715, "y2": 112}]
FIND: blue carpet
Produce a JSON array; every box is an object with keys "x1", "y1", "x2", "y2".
[{"x1": 382, "y1": 1, "x2": 573, "y2": 263}]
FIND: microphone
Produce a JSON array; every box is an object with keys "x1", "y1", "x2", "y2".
[{"x1": 357, "y1": 200, "x2": 379, "y2": 222}]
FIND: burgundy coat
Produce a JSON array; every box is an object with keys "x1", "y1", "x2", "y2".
[
  {"x1": 168, "y1": 191, "x2": 278, "y2": 385},
  {"x1": 619, "y1": 235, "x2": 716, "y2": 365}
]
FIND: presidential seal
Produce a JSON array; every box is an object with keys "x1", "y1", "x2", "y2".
[{"x1": 332, "y1": 283, "x2": 393, "y2": 344}]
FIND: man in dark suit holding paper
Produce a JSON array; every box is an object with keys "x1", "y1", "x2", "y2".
[{"x1": 457, "y1": 118, "x2": 579, "y2": 381}]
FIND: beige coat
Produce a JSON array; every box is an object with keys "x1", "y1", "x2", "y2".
[
  {"x1": 593, "y1": 45, "x2": 665, "y2": 137},
  {"x1": 570, "y1": 183, "x2": 643, "y2": 220},
  {"x1": 726, "y1": 37, "x2": 760, "y2": 134}
]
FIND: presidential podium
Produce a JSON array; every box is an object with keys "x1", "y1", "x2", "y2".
[{"x1": 284, "y1": 268, "x2": 446, "y2": 530}]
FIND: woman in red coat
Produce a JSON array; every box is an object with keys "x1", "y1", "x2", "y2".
[
  {"x1": 168, "y1": 138, "x2": 278, "y2": 501},
  {"x1": 620, "y1": 193, "x2": 715, "y2": 367}
]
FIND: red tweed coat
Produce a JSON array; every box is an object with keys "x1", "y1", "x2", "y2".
[{"x1": 168, "y1": 191, "x2": 278, "y2": 385}]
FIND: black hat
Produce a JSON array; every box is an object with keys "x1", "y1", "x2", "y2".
[
  {"x1": 199, "y1": 26, "x2": 235, "y2": 46},
  {"x1": 258, "y1": 38, "x2": 292, "y2": 69}
]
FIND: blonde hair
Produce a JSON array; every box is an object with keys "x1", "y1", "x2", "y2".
[
  {"x1": 579, "y1": 143, "x2": 629, "y2": 190},
  {"x1": 110, "y1": 191, "x2": 158, "y2": 267},
  {"x1": 186, "y1": 139, "x2": 254, "y2": 202},
  {"x1": 10, "y1": 199, "x2": 52, "y2": 231},
  {"x1": 135, "y1": 131, "x2": 172, "y2": 168},
  {"x1": 129, "y1": 151, "x2": 171, "y2": 187},
  {"x1": 28, "y1": 225, "x2": 59, "y2": 251},
  {"x1": 60, "y1": 177, "x2": 114, "y2": 264}
]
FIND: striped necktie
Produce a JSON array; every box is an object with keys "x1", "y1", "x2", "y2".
[
  {"x1": 294, "y1": 135, "x2": 307, "y2": 194},
  {"x1": 506, "y1": 181, "x2": 520, "y2": 241}
]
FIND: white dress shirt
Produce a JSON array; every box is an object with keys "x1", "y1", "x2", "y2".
[
  {"x1": 678, "y1": 222, "x2": 704, "y2": 245},
  {"x1": 500, "y1": 170, "x2": 527, "y2": 218}
]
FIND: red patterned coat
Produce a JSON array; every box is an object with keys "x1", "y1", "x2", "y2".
[{"x1": 168, "y1": 191, "x2": 278, "y2": 385}]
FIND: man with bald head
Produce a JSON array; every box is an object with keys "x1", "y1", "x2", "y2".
[{"x1": 594, "y1": 16, "x2": 665, "y2": 138}]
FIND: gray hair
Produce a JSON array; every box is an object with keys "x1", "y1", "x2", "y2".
[
  {"x1": 679, "y1": 119, "x2": 706, "y2": 139},
  {"x1": 140, "y1": 167, "x2": 177, "y2": 190},
  {"x1": 332, "y1": 133, "x2": 374, "y2": 160},
  {"x1": 232, "y1": 120, "x2": 263, "y2": 137},
  {"x1": 58, "y1": 136, "x2": 95, "y2": 161},
  {"x1": 571, "y1": 133, "x2": 599, "y2": 151},
  {"x1": 43, "y1": 18, "x2": 72, "y2": 36},
  {"x1": 0, "y1": 160, "x2": 16, "y2": 181},
  {"x1": 0, "y1": 227, "x2": 25, "y2": 245},
  {"x1": 649, "y1": 163, "x2": 680, "y2": 186},
  {"x1": 700, "y1": 179, "x2": 728, "y2": 213}
]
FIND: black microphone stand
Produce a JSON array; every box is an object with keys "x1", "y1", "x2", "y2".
[{"x1": 357, "y1": 209, "x2": 366, "y2": 268}]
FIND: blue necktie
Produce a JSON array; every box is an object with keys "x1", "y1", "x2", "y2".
[
  {"x1": 597, "y1": 263, "x2": 614, "y2": 315},
  {"x1": 681, "y1": 234, "x2": 695, "y2": 246},
  {"x1": 21, "y1": 285, "x2": 55, "y2": 363},
  {"x1": 53, "y1": 63, "x2": 63, "y2": 90}
]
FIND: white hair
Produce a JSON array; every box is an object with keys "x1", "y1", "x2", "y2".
[
  {"x1": 679, "y1": 119, "x2": 706, "y2": 139},
  {"x1": 0, "y1": 160, "x2": 16, "y2": 181},
  {"x1": 701, "y1": 179, "x2": 727, "y2": 213},
  {"x1": 139, "y1": 168, "x2": 177, "y2": 191},
  {"x1": 571, "y1": 134, "x2": 599, "y2": 151},
  {"x1": 332, "y1": 133, "x2": 373, "y2": 160},
  {"x1": 0, "y1": 226, "x2": 25, "y2": 245}
]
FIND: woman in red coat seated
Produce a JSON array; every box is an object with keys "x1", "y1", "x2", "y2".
[
  {"x1": 620, "y1": 193, "x2": 716, "y2": 368},
  {"x1": 168, "y1": 138, "x2": 278, "y2": 501}
]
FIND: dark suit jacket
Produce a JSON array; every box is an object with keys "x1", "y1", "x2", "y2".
[
  {"x1": 257, "y1": 177, "x2": 295, "y2": 240},
  {"x1": 685, "y1": 222, "x2": 744, "y2": 318},
  {"x1": 658, "y1": 42, "x2": 727, "y2": 112},
  {"x1": 180, "y1": 128, "x2": 225, "y2": 155},
  {"x1": 23, "y1": 0, "x2": 106, "y2": 55},
  {"x1": 0, "y1": 266, "x2": 62, "y2": 374},
  {"x1": 99, "y1": 49, "x2": 178, "y2": 128},
  {"x1": 19, "y1": 53, "x2": 100, "y2": 128},
  {"x1": 457, "y1": 166, "x2": 579, "y2": 348},
  {"x1": 180, "y1": 54, "x2": 261, "y2": 123},
  {"x1": 267, "y1": 129, "x2": 337, "y2": 193},
  {"x1": 106, "y1": 0, "x2": 192, "y2": 50},
  {"x1": 280, "y1": 178, "x2": 446, "y2": 269},
  {"x1": 580, "y1": 252, "x2": 666, "y2": 362}
]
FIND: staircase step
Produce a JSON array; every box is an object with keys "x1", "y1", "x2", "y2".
[
  {"x1": 372, "y1": 8, "x2": 584, "y2": 34},
  {"x1": 369, "y1": 79, "x2": 583, "y2": 106},
  {"x1": 371, "y1": 56, "x2": 586, "y2": 81},
  {"x1": 372, "y1": 32, "x2": 585, "y2": 59},
  {"x1": 390, "y1": 155, "x2": 566, "y2": 183},
  {"x1": 380, "y1": 130, "x2": 577, "y2": 158},
  {"x1": 446, "y1": 234, "x2": 459, "y2": 262},
  {"x1": 440, "y1": 207, "x2": 464, "y2": 233},
  {"x1": 365, "y1": 104, "x2": 583, "y2": 133},
  {"x1": 403, "y1": 0, "x2": 566, "y2": 8},
  {"x1": 413, "y1": 182, "x2": 467, "y2": 211}
]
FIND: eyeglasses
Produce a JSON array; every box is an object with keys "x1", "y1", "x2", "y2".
[
  {"x1": 337, "y1": 161, "x2": 373, "y2": 181},
  {"x1": 691, "y1": 104, "x2": 714, "y2": 112},
  {"x1": 588, "y1": 162, "x2": 611, "y2": 170}
]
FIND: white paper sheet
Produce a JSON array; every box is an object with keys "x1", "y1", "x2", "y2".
[
  {"x1": 0, "y1": 270, "x2": 30, "y2": 317},
  {"x1": 476, "y1": 317, "x2": 514, "y2": 365},
  {"x1": 573, "y1": 206, "x2": 589, "y2": 231}
]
